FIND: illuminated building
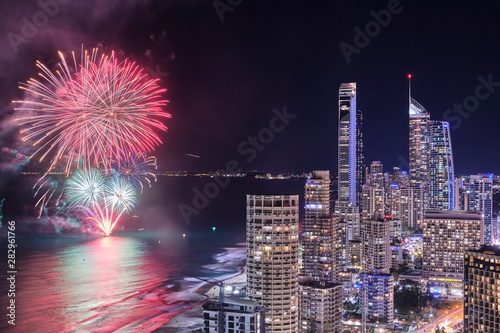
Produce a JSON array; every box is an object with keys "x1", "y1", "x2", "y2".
[
  {"x1": 463, "y1": 245, "x2": 500, "y2": 333},
  {"x1": 338, "y1": 82, "x2": 363, "y2": 238},
  {"x1": 337, "y1": 204, "x2": 361, "y2": 241},
  {"x1": 399, "y1": 186, "x2": 424, "y2": 230},
  {"x1": 203, "y1": 296, "x2": 265, "y2": 333},
  {"x1": 386, "y1": 184, "x2": 401, "y2": 220},
  {"x1": 367, "y1": 160, "x2": 384, "y2": 187},
  {"x1": 390, "y1": 243, "x2": 403, "y2": 270},
  {"x1": 362, "y1": 184, "x2": 385, "y2": 222},
  {"x1": 349, "y1": 239, "x2": 361, "y2": 266},
  {"x1": 298, "y1": 281, "x2": 343, "y2": 333},
  {"x1": 467, "y1": 174, "x2": 494, "y2": 244},
  {"x1": 360, "y1": 273, "x2": 394, "y2": 324},
  {"x1": 428, "y1": 120, "x2": 455, "y2": 210},
  {"x1": 408, "y1": 77, "x2": 430, "y2": 209},
  {"x1": 246, "y1": 195, "x2": 299, "y2": 332},
  {"x1": 361, "y1": 212, "x2": 391, "y2": 274},
  {"x1": 299, "y1": 172, "x2": 344, "y2": 332},
  {"x1": 301, "y1": 171, "x2": 334, "y2": 281},
  {"x1": 422, "y1": 211, "x2": 484, "y2": 298},
  {"x1": 454, "y1": 177, "x2": 470, "y2": 210}
]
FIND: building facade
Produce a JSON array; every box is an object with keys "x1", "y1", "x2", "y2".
[
  {"x1": 360, "y1": 273, "x2": 394, "y2": 324},
  {"x1": 298, "y1": 282, "x2": 343, "y2": 333},
  {"x1": 400, "y1": 186, "x2": 424, "y2": 230},
  {"x1": 338, "y1": 82, "x2": 364, "y2": 207},
  {"x1": 302, "y1": 171, "x2": 334, "y2": 281},
  {"x1": 428, "y1": 120, "x2": 455, "y2": 211},
  {"x1": 409, "y1": 97, "x2": 430, "y2": 209},
  {"x1": 361, "y1": 212, "x2": 391, "y2": 274},
  {"x1": 463, "y1": 246, "x2": 500, "y2": 333},
  {"x1": 203, "y1": 297, "x2": 265, "y2": 333},
  {"x1": 422, "y1": 210, "x2": 484, "y2": 298},
  {"x1": 247, "y1": 195, "x2": 299, "y2": 332},
  {"x1": 467, "y1": 174, "x2": 494, "y2": 244}
]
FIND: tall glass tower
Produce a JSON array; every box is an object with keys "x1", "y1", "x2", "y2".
[
  {"x1": 338, "y1": 82, "x2": 364, "y2": 208},
  {"x1": 429, "y1": 120, "x2": 455, "y2": 210},
  {"x1": 408, "y1": 76, "x2": 430, "y2": 209}
]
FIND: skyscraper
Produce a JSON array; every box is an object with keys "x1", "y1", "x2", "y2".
[
  {"x1": 463, "y1": 245, "x2": 500, "y2": 333},
  {"x1": 362, "y1": 184, "x2": 385, "y2": 221},
  {"x1": 399, "y1": 186, "x2": 424, "y2": 230},
  {"x1": 408, "y1": 76, "x2": 430, "y2": 208},
  {"x1": 302, "y1": 170, "x2": 334, "y2": 281},
  {"x1": 361, "y1": 211, "x2": 391, "y2": 274},
  {"x1": 338, "y1": 82, "x2": 364, "y2": 207},
  {"x1": 367, "y1": 160, "x2": 384, "y2": 187},
  {"x1": 429, "y1": 120, "x2": 455, "y2": 210},
  {"x1": 246, "y1": 195, "x2": 299, "y2": 332},
  {"x1": 467, "y1": 174, "x2": 494, "y2": 244},
  {"x1": 299, "y1": 173, "x2": 344, "y2": 333}
]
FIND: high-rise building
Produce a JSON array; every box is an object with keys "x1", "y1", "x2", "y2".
[
  {"x1": 429, "y1": 120, "x2": 455, "y2": 210},
  {"x1": 422, "y1": 210, "x2": 484, "y2": 298},
  {"x1": 298, "y1": 282, "x2": 344, "y2": 333},
  {"x1": 367, "y1": 161, "x2": 384, "y2": 187},
  {"x1": 246, "y1": 195, "x2": 299, "y2": 332},
  {"x1": 408, "y1": 78, "x2": 430, "y2": 209},
  {"x1": 361, "y1": 212, "x2": 391, "y2": 274},
  {"x1": 467, "y1": 174, "x2": 494, "y2": 244},
  {"x1": 400, "y1": 186, "x2": 424, "y2": 230},
  {"x1": 337, "y1": 204, "x2": 361, "y2": 240},
  {"x1": 302, "y1": 171, "x2": 334, "y2": 281},
  {"x1": 493, "y1": 215, "x2": 500, "y2": 245},
  {"x1": 463, "y1": 245, "x2": 500, "y2": 333},
  {"x1": 338, "y1": 82, "x2": 364, "y2": 207},
  {"x1": 299, "y1": 172, "x2": 344, "y2": 333},
  {"x1": 360, "y1": 273, "x2": 394, "y2": 324},
  {"x1": 203, "y1": 296, "x2": 266, "y2": 333},
  {"x1": 455, "y1": 177, "x2": 470, "y2": 211},
  {"x1": 362, "y1": 184, "x2": 384, "y2": 221}
]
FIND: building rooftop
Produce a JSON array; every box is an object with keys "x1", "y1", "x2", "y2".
[
  {"x1": 299, "y1": 280, "x2": 343, "y2": 289},
  {"x1": 400, "y1": 269, "x2": 423, "y2": 277},
  {"x1": 424, "y1": 210, "x2": 483, "y2": 220},
  {"x1": 466, "y1": 245, "x2": 500, "y2": 256}
]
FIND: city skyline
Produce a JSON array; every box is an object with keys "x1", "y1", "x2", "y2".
[{"x1": 1, "y1": 2, "x2": 500, "y2": 181}]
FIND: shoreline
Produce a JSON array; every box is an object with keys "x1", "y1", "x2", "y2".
[{"x1": 154, "y1": 246, "x2": 247, "y2": 333}]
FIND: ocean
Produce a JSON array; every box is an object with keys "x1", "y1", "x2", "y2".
[{"x1": 0, "y1": 176, "x2": 305, "y2": 332}]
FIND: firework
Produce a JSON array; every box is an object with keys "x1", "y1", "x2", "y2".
[
  {"x1": 105, "y1": 177, "x2": 137, "y2": 213},
  {"x1": 65, "y1": 168, "x2": 106, "y2": 208},
  {"x1": 14, "y1": 47, "x2": 170, "y2": 175},
  {"x1": 65, "y1": 168, "x2": 137, "y2": 235},
  {"x1": 112, "y1": 153, "x2": 159, "y2": 193},
  {"x1": 83, "y1": 200, "x2": 129, "y2": 236}
]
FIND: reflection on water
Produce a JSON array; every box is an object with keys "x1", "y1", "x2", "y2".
[{"x1": 1, "y1": 234, "x2": 206, "y2": 333}]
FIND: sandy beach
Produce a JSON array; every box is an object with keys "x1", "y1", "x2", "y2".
[{"x1": 153, "y1": 245, "x2": 247, "y2": 333}]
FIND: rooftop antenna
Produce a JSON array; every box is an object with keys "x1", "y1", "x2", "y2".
[{"x1": 408, "y1": 74, "x2": 412, "y2": 109}]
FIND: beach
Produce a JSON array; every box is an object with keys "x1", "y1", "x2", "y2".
[{"x1": 155, "y1": 244, "x2": 247, "y2": 332}]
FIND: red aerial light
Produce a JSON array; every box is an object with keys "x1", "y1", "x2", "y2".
[{"x1": 408, "y1": 74, "x2": 412, "y2": 78}]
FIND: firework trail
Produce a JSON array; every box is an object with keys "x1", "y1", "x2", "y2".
[{"x1": 14, "y1": 47, "x2": 170, "y2": 175}]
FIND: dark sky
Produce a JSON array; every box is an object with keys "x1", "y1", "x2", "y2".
[{"x1": 1, "y1": 0, "x2": 500, "y2": 177}]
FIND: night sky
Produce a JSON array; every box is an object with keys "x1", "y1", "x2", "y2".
[{"x1": 1, "y1": 0, "x2": 500, "y2": 177}]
